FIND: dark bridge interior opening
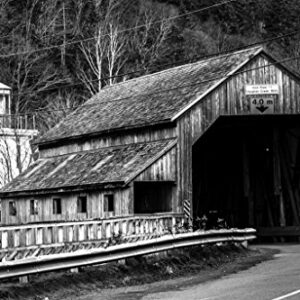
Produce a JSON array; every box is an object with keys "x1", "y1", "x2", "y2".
[
  {"x1": 192, "y1": 116, "x2": 300, "y2": 232},
  {"x1": 134, "y1": 181, "x2": 173, "y2": 214}
]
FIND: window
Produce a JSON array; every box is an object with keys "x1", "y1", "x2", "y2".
[
  {"x1": 77, "y1": 196, "x2": 87, "y2": 213},
  {"x1": 30, "y1": 199, "x2": 39, "y2": 215},
  {"x1": 53, "y1": 198, "x2": 62, "y2": 214},
  {"x1": 9, "y1": 201, "x2": 17, "y2": 216},
  {"x1": 104, "y1": 194, "x2": 114, "y2": 212}
]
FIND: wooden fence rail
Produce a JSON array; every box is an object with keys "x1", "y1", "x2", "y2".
[
  {"x1": 0, "y1": 214, "x2": 185, "y2": 249},
  {"x1": 0, "y1": 114, "x2": 36, "y2": 130}
]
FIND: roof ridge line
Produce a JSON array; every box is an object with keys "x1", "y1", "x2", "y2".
[{"x1": 92, "y1": 46, "x2": 263, "y2": 93}]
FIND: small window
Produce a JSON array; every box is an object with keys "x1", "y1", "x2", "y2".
[
  {"x1": 53, "y1": 198, "x2": 62, "y2": 214},
  {"x1": 9, "y1": 201, "x2": 17, "y2": 216},
  {"x1": 77, "y1": 196, "x2": 87, "y2": 213},
  {"x1": 104, "y1": 194, "x2": 114, "y2": 212},
  {"x1": 30, "y1": 199, "x2": 39, "y2": 215}
]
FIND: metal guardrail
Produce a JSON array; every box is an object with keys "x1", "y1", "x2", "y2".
[{"x1": 0, "y1": 228, "x2": 256, "y2": 280}]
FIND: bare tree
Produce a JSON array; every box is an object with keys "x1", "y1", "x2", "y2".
[
  {"x1": 36, "y1": 91, "x2": 82, "y2": 133},
  {"x1": 0, "y1": 128, "x2": 34, "y2": 187},
  {"x1": 77, "y1": 0, "x2": 128, "y2": 95},
  {"x1": 128, "y1": 6, "x2": 173, "y2": 74},
  {"x1": 0, "y1": 0, "x2": 68, "y2": 115},
  {"x1": 77, "y1": 0, "x2": 173, "y2": 95}
]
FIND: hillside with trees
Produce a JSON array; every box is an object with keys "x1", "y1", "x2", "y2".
[{"x1": 0, "y1": 0, "x2": 299, "y2": 132}]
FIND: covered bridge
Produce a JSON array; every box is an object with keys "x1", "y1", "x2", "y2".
[{"x1": 1, "y1": 46, "x2": 300, "y2": 237}]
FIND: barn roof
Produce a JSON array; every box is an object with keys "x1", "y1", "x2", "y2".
[
  {"x1": 0, "y1": 139, "x2": 176, "y2": 197},
  {"x1": 37, "y1": 46, "x2": 263, "y2": 146}
]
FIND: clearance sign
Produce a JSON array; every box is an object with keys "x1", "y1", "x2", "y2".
[{"x1": 245, "y1": 84, "x2": 279, "y2": 114}]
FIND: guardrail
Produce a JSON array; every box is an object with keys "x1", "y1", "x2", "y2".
[
  {"x1": 0, "y1": 114, "x2": 36, "y2": 130},
  {"x1": 0, "y1": 228, "x2": 256, "y2": 280}
]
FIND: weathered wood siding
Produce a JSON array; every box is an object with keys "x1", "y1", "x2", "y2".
[
  {"x1": 177, "y1": 53, "x2": 300, "y2": 215},
  {"x1": 1, "y1": 189, "x2": 132, "y2": 225},
  {"x1": 133, "y1": 146, "x2": 178, "y2": 212},
  {"x1": 134, "y1": 146, "x2": 177, "y2": 182},
  {"x1": 40, "y1": 127, "x2": 176, "y2": 158}
]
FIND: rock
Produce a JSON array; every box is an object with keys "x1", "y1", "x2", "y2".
[{"x1": 165, "y1": 266, "x2": 174, "y2": 274}]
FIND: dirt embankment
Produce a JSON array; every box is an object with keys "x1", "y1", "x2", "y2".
[{"x1": 0, "y1": 243, "x2": 277, "y2": 300}]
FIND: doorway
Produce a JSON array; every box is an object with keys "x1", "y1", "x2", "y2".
[{"x1": 192, "y1": 116, "x2": 300, "y2": 229}]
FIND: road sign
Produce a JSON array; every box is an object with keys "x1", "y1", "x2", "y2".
[
  {"x1": 250, "y1": 96, "x2": 274, "y2": 114},
  {"x1": 245, "y1": 84, "x2": 279, "y2": 95}
]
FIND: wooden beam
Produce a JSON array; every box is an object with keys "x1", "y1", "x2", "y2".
[
  {"x1": 242, "y1": 138, "x2": 253, "y2": 226},
  {"x1": 273, "y1": 128, "x2": 286, "y2": 227},
  {"x1": 280, "y1": 140, "x2": 300, "y2": 225},
  {"x1": 258, "y1": 226, "x2": 300, "y2": 237}
]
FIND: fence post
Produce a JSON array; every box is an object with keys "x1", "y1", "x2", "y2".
[
  {"x1": 121, "y1": 221, "x2": 127, "y2": 236},
  {"x1": 105, "y1": 222, "x2": 111, "y2": 239},
  {"x1": 58, "y1": 226, "x2": 64, "y2": 243},
  {"x1": 25, "y1": 229, "x2": 32, "y2": 246},
  {"x1": 25, "y1": 115, "x2": 28, "y2": 130},
  {"x1": 1, "y1": 231, "x2": 8, "y2": 249},
  {"x1": 97, "y1": 223, "x2": 102, "y2": 240},
  {"x1": 14, "y1": 229, "x2": 20, "y2": 247},
  {"x1": 172, "y1": 217, "x2": 176, "y2": 234},
  {"x1": 78, "y1": 225, "x2": 85, "y2": 241},
  {"x1": 36, "y1": 227, "x2": 43, "y2": 245},
  {"x1": 68, "y1": 226, "x2": 74, "y2": 242}
]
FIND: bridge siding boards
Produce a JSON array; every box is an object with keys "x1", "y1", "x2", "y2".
[{"x1": 39, "y1": 127, "x2": 176, "y2": 158}]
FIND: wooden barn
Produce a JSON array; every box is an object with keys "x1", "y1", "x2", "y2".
[{"x1": 1, "y1": 46, "x2": 300, "y2": 237}]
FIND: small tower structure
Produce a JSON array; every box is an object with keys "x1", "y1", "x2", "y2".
[{"x1": 0, "y1": 82, "x2": 38, "y2": 187}]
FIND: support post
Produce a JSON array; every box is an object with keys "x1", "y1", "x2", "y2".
[
  {"x1": 273, "y1": 128, "x2": 286, "y2": 227},
  {"x1": 280, "y1": 135, "x2": 300, "y2": 226},
  {"x1": 242, "y1": 139, "x2": 253, "y2": 226}
]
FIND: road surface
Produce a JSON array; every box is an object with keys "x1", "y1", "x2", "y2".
[
  {"x1": 140, "y1": 244, "x2": 300, "y2": 300},
  {"x1": 87, "y1": 244, "x2": 300, "y2": 300}
]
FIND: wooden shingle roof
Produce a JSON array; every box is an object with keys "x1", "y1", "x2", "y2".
[
  {"x1": 37, "y1": 47, "x2": 262, "y2": 146},
  {"x1": 0, "y1": 139, "x2": 176, "y2": 196}
]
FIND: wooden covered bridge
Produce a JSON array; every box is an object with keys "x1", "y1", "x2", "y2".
[{"x1": 0, "y1": 46, "x2": 300, "y2": 241}]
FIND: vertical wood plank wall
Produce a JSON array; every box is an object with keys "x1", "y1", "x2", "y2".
[
  {"x1": 40, "y1": 127, "x2": 176, "y2": 158},
  {"x1": 176, "y1": 53, "x2": 300, "y2": 216},
  {"x1": 1, "y1": 189, "x2": 132, "y2": 225},
  {"x1": 134, "y1": 147, "x2": 176, "y2": 182},
  {"x1": 134, "y1": 146, "x2": 177, "y2": 211}
]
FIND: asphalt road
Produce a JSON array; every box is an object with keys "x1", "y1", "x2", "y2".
[{"x1": 142, "y1": 244, "x2": 300, "y2": 300}]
